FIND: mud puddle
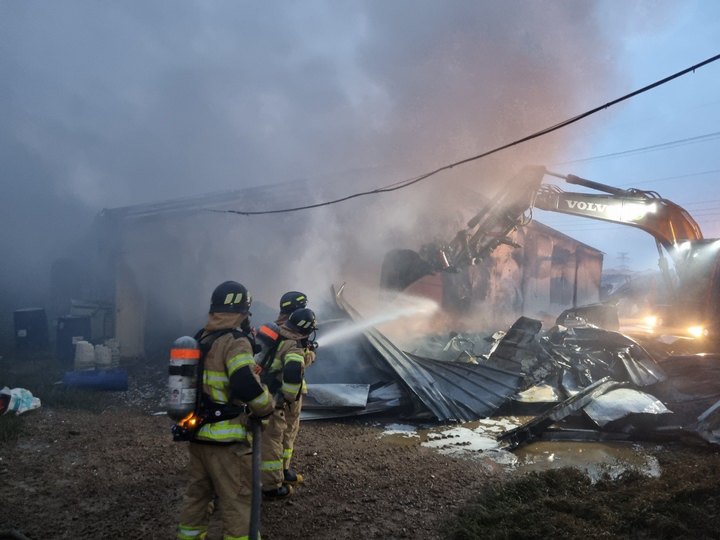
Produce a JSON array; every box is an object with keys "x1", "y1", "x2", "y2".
[{"x1": 379, "y1": 418, "x2": 662, "y2": 480}]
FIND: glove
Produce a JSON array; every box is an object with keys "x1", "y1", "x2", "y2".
[
  {"x1": 248, "y1": 410, "x2": 272, "y2": 430},
  {"x1": 303, "y1": 349, "x2": 316, "y2": 367}
]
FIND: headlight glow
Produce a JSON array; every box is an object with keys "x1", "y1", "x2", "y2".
[
  {"x1": 688, "y1": 326, "x2": 706, "y2": 338},
  {"x1": 643, "y1": 315, "x2": 658, "y2": 328}
]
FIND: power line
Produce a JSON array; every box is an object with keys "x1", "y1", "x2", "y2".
[
  {"x1": 617, "y1": 169, "x2": 720, "y2": 188},
  {"x1": 218, "y1": 52, "x2": 720, "y2": 217},
  {"x1": 681, "y1": 198, "x2": 720, "y2": 205},
  {"x1": 553, "y1": 132, "x2": 720, "y2": 166}
]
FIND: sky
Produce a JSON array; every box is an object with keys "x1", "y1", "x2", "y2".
[
  {"x1": 1, "y1": 0, "x2": 720, "y2": 317},
  {"x1": 533, "y1": 2, "x2": 720, "y2": 271}
]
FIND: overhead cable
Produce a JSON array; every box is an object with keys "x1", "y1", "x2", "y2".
[
  {"x1": 616, "y1": 168, "x2": 720, "y2": 188},
  {"x1": 553, "y1": 132, "x2": 720, "y2": 165},
  {"x1": 218, "y1": 52, "x2": 720, "y2": 217}
]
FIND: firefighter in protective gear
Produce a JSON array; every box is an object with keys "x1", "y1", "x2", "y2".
[
  {"x1": 176, "y1": 281, "x2": 274, "y2": 540},
  {"x1": 276, "y1": 296, "x2": 314, "y2": 486},
  {"x1": 259, "y1": 307, "x2": 317, "y2": 499}
]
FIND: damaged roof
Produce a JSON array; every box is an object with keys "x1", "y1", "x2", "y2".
[
  {"x1": 305, "y1": 286, "x2": 720, "y2": 449},
  {"x1": 333, "y1": 285, "x2": 525, "y2": 422}
]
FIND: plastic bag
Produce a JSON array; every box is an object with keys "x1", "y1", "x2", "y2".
[{"x1": 0, "y1": 386, "x2": 41, "y2": 415}]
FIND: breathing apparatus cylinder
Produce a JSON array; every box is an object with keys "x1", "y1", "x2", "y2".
[
  {"x1": 167, "y1": 336, "x2": 201, "y2": 421},
  {"x1": 253, "y1": 323, "x2": 281, "y2": 366}
]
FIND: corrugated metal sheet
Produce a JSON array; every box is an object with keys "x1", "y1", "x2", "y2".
[
  {"x1": 546, "y1": 327, "x2": 666, "y2": 387},
  {"x1": 333, "y1": 285, "x2": 524, "y2": 421},
  {"x1": 304, "y1": 384, "x2": 370, "y2": 409},
  {"x1": 411, "y1": 355, "x2": 525, "y2": 420},
  {"x1": 497, "y1": 377, "x2": 622, "y2": 449}
]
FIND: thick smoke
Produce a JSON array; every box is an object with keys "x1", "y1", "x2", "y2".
[{"x1": 0, "y1": 2, "x2": 681, "y2": 349}]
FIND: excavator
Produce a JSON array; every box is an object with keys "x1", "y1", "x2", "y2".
[{"x1": 380, "y1": 165, "x2": 720, "y2": 341}]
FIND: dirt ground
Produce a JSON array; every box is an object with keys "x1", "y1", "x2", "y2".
[
  {"x1": 2, "y1": 356, "x2": 720, "y2": 539},
  {"x1": 0, "y1": 357, "x2": 496, "y2": 539},
  {"x1": 0, "y1": 409, "x2": 493, "y2": 539}
]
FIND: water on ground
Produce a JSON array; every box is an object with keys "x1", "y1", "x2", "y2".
[{"x1": 379, "y1": 418, "x2": 662, "y2": 481}]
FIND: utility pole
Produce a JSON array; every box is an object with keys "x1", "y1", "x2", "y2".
[{"x1": 617, "y1": 252, "x2": 630, "y2": 274}]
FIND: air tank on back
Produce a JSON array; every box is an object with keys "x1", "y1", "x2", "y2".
[{"x1": 167, "y1": 336, "x2": 201, "y2": 421}]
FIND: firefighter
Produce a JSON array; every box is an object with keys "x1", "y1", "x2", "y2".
[
  {"x1": 275, "y1": 292, "x2": 314, "y2": 486},
  {"x1": 255, "y1": 291, "x2": 314, "y2": 488},
  {"x1": 258, "y1": 306, "x2": 317, "y2": 499},
  {"x1": 176, "y1": 281, "x2": 274, "y2": 540}
]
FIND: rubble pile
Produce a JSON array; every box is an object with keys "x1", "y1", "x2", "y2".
[{"x1": 306, "y1": 286, "x2": 720, "y2": 449}]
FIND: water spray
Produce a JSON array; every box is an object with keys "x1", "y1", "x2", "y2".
[{"x1": 316, "y1": 297, "x2": 438, "y2": 348}]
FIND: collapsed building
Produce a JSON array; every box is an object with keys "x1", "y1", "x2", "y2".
[
  {"x1": 301, "y1": 166, "x2": 720, "y2": 449},
  {"x1": 304, "y1": 284, "x2": 720, "y2": 448}
]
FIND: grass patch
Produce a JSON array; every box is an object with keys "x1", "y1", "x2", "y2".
[{"x1": 448, "y1": 449, "x2": 720, "y2": 540}]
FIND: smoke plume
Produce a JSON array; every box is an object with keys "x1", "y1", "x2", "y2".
[{"x1": 0, "y1": 1, "x2": 681, "y2": 348}]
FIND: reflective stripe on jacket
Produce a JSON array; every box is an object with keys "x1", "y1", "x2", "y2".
[
  {"x1": 193, "y1": 317, "x2": 272, "y2": 444},
  {"x1": 267, "y1": 339, "x2": 305, "y2": 402}
]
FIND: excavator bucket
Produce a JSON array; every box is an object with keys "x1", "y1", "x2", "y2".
[{"x1": 379, "y1": 166, "x2": 546, "y2": 309}]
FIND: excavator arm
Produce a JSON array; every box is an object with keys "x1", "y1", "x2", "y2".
[
  {"x1": 533, "y1": 171, "x2": 703, "y2": 250},
  {"x1": 382, "y1": 165, "x2": 702, "y2": 291},
  {"x1": 437, "y1": 165, "x2": 547, "y2": 270},
  {"x1": 381, "y1": 165, "x2": 720, "y2": 337},
  {"x1": 532, "y1": 170, "x2": 720, "y2": 339}
]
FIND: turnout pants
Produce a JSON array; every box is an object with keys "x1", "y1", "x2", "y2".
[
  {"x1": 177, "y1": 442, "x2": 253, "y2": 540},
  {"x1": 260, "y1": 406, "x2": 287, "y2": 490},
  {"x1": 282, "y1": 396, "x2": 303, "y2": 470}
]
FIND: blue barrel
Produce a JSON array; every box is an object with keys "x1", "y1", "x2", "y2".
[
  {"x1": 62, "y1": 368, "x2": 129, "y2": 391},
  {"x1": 14, "y1": 308, "x2": 49, "y2": 350}
]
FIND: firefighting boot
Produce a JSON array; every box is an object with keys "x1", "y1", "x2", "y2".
[
  {"x1": 263, "y1": 484, "x2": 294, "y2": 500},
  {"x1": 283, "y1": 468, "x2": 304, "y2": 485}
]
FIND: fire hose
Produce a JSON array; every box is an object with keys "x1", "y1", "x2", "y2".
[{"x1": 249, "y1": 418, "x2": 262, "y2": 540}]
